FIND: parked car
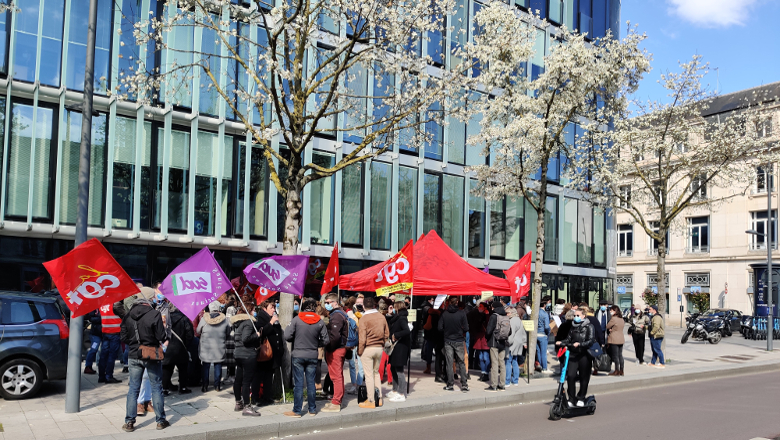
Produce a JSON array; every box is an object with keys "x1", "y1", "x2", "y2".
[
  {"x1": 697, "y1": 308, "x2": 743, "y2": 337},
  {"x1": 0, "y1": 292, "x2": 69, "y2": 400}
]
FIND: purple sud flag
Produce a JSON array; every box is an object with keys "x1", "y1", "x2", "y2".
[
  {"x1": 159, "y1": 247, "x2": 231, "y2": 320},
  {"x1": 244, "y1": 255, "x2": 309, "y2": 296}
]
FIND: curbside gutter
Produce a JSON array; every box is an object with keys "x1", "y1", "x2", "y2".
[{"x1": 84, "y1": 358, "x2": 780, "y2": 440}]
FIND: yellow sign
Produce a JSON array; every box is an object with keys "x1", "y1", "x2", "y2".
[
  {"x1": 522, "y1": 320, "x2": 535, "y2": 332},
  {"x1": 480, "y1": 291, "x2": 493, "y2": 302},
  {"x1": 376, "y1": 282, "x2": 413, "y2": 296},
  {"x1": 408, "y1": 309, "x2": 417, "y2": 321}
]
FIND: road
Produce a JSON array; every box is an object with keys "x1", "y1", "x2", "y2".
[{"x1": 294, "y1": 371, "x2": 780, "y2": 440}]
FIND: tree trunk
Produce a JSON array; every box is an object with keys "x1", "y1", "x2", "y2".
[
  {"x1": 525, "y1": 166, "x2": 549, "y2": 378},
  {"x1": 656, "y1": 235, "x2": 667, "y2": 357},
  {"x1": 278, "y1": 182, "x2": 303, "y2": 388}
]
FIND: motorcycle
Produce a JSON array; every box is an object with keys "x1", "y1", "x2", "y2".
[{"x1": 681, "y1": 316, "x2": 724, "y2": 344}]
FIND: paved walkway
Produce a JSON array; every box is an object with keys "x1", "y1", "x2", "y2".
[{"x1": 1, "y1": 328, "x2": 777, "y2": 440}]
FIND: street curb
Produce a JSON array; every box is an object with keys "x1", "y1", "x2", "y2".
[{"x1": 87, "y1": 359, "x2": 780, "y2": 440}]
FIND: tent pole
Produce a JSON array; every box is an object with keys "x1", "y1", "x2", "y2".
[{"x1": 407, "y1": 287, "x2": 413, "y2": 396}]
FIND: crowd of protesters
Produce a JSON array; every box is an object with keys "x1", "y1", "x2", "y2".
[{"x1": 77, "y1": 279, "x2": 664, "y2": 432}]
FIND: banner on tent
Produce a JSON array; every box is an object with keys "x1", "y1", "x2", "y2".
[{"x1": 373, "y1": 240, "x2": 413, "y2": 295}]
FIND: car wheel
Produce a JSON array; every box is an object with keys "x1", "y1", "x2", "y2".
[{"x1": 0, "y1": 359, "x2": 44, "y2": 400}]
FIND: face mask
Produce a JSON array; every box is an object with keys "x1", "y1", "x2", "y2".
[
  {"x1": 294, "y1": 304, "x2": 299, "y2": 311},
  {"x1": 573, "y1": 316, "x2": 582, "y2": 323},
  {"x1": 156, "y1": 293, "x2": 164, "y2": 302},
  {"x1": 253, "y1": 312, "x2": 257, "y2": 318},
  {"x1": 472, "y1": 299, "x2": 477, "y2": 304},
  {"x1": 324, "y1": 303, "x2": 334, "y2": 312},
  {"x1": 635, "y1": 310, "x2": 641, "y2": 315},
  {"x1": 600, "y1": 306, "x2": 606, "y2": 311},
  {"x1": 545, "y1": 304, "x2": 551, "y2": 311}
]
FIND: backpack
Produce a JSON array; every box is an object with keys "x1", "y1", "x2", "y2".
[
  {"x1": 496, "y1": 315, "x2": 512, "y2": 341},
  {"x1": 334, "y1": 310, "x2": 359, "y2": 348}
]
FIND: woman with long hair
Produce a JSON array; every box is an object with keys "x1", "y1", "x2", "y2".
[
  {"x1": 606, "y1": 305, "x2": 625, "y2": 376},
  {"x1": 387, "y1": 301, "x2": 411, "y2": 401}
]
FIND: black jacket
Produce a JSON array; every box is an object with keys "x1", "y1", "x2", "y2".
[
  {"x1": 389, "y1": 309, "x2": 411, "y2": 367},
  {"x1": 466, "y1": 307, "x2": 486, "y2": 341},
  {"x1": 163, "y1": 309, "x2": 194, "y2": 365},
  {"x1": 587, "y1": 316, "x2": 605, "y2": 346},
  {"x1": 255, "y1": 309, "x2": 284, "y2": 368},
  {"x1": 120, "y1": 300, "x2": 167, "y2": 360},
  {"x1": 438, "y1": 305, "x2": 468, "y2": 343},
  {"x1": 560, "y1": 320, "x2": 596, "y2": 357},
  {"x1": 232, "y1": 314, "x2": 260, "y2": 360},
  {"x1": 87, "y1": 310, "x2": 102, "y2": 337},
  {"x1": 555, "y1": 320, "x2": 573, "y2": 343},
  {"x1": 325, "y1": 307, "x2": 349, "y2": 352},
  {"x1": 485, "y1": 305, "x2": 507, "y2": 350}
]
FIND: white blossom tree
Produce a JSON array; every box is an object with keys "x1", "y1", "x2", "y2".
[
  {"x1": 577, "y1": 56, "x2": 779, "y2": 315},
  {"x1": 119, "y1": 0, "x2": 474, "y2": 326},
  {"x1": 465, "y1": 2, "x2": 649, "y2": 374}
]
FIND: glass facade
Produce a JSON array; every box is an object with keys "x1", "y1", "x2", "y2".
[{"x1": 0, "y1": 0, "x2": 615, "y2": 284}]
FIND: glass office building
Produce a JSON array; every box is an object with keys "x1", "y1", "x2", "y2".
[{"x1": 0, "y1": 0, "x2": 619, "y2": 304}]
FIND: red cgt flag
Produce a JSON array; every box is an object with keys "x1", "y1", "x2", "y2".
[
  {"x1": 320, "y1": 244, "x2": 340, "y2": 294},
  {"x1": 43, "y1": 239, "x2": 140, "y2": 318},
  {"x1": 372, "y1": 240, "x2": 413, "y2": 295},
  {"x1": 504, "y1": 251, "x2": 532, "y2": 303}
]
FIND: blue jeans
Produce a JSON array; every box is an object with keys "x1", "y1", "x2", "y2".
[
  {"x1": 85, "y1": 335, "x2": 102, "y2": 368},
  {"x1": 505, "y1": 354, "x2": 521, "y2": 385},
  {"x1": 292, "y1": 357, "x2": 318, "y2": 415},
  {"x1": 650, "y1": 336, "x2": 665, "y2": 365},
  {"x1": 123, "y1": 345, "x2": 129, "y2": 367},
  {"x1": 477, "y1": 350, "x2": 490, "y2": 373},
  {"x1": 536, "y1": 335, "x2": 548, "y2": 370},
  {"x1": 125, "y1": 358, "x2": 166, "y2": 424},
  {"x1": 137, "y1": 370, "x2": 151, "y2": 404},
  {"x1": 98, "y1": 333, "x2": 121, "y2": 380},
  {"x1": 202, "y1": 362, "x2": 222, "y2": 388},
  {"x1": 348, "y1": 349, "x2": 364, "y2": 386}
]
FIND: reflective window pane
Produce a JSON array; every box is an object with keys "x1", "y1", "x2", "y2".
[
  {"x1": 66, "y1": 0, "x2": 112, "y2": 93},
  {"x1": 156, "y1": 128, "x2": 190, "y2": 231},
  {"x1": 506, "y1": 197, "x2": 523, "y2": 260},
  {"x1": 59, "y1": 110, "x2": 106, "y2": 226},
  {"x1": 423, "y1": 173, "x2": 440, "y2": 236},
  {"x1": 194, "y1": 131, "x2": 232, "y2": 236},
  {"x1": 398, "y1": 166, "x2": 417, "y2": 246},
  {"x1": 544, "y1": 196, "x2": 558, "y2": 263},
  {"x1": 341, "y1": 163, "x2": 363, "y2": 245},
  {"x1": 594, "y1": 208, "x2": 605, "y2": 266},
  {"x1": 235, "y1": 142, "x2": 267, "y2": 237},
  {"x1": 370, "y1": 162, "x2": 392, "y2": 250},
  {"x1": 111, "y1": 116, "x2": 151, "y2": 230},
  {"x1": 161, "y1": 8, "x2": 194, "y2": 108},
  {"x1": 310, "y1": 152, "x2": 335, "y2": 245},
  {"x1": 468, "y1": 179, "x2": 485, "y2": 258},
  {"x1": 563, "y1": 197, "x2": 577, "y2": 264},
  {"x1": 524, "y1": 199, "x2": 538, "y2": 257},
  {"x1": 490, "y1": 198, "x2": 505, "y2": 258},
  {"x1": 40, "y1": 0, "x2": 65, "y2": 87},
  {"x1": 442, "y1": 174, "x2": 463, "y2": 253},
  {"x1": 577, "y1": 199, "x2": 593, "y2": 264}
]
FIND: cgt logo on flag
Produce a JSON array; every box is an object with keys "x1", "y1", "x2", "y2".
[
  {"x1": 375, "y1": 257, "x2": 410, "y2": 284},
  {"x1": 254, "y1": 259, "x2": 291, "y2": 286},
  {"x1": 67, "y1": 265, "x2": 122, "y2": 306},
  {"x1": 172, "y1": 272, "x2": 212, "y2": 296},
  {"x1": 513, "y1": 274, "x2": 528, "y2": 294}
]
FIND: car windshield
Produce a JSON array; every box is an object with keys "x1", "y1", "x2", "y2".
[{"x1": 702, "y1": 309, "x2": 725, "y2": 317}]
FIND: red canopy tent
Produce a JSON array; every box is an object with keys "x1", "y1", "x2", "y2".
[{"x1": 339, "y1": 231, "x2": 512, "y2": 296}]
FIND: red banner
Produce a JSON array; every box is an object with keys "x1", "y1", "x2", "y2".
[
  {"x1": 320, "y1": 244, "x2": 340, "y2": 294},
  {"x1": 372, "y1": 240, "x2": 414, "y2": 295},
  {"x1": 504, "y1": 251, "x2": 532, "y2": 303},
  {"x1": 254, "y1": 286, "x2": 278, "y2": 304},
  {"x1": 43, "y1": 239, "x2": 140, "y2": 318}
]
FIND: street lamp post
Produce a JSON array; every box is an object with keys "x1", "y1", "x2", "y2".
[{"x1": 746, "y1": 165, "x2": 774, "y2": 352}]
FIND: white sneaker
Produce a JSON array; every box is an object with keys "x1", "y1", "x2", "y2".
[
  {"x1": 576, "y1": 400, "x2": 585, "y2": 407},
  {"x1": 386, "y1": 391, "x2": 398, "y2": 399},
  {"x1": 541, "y1": 369, "x2": 551, "y2": 374},
  {"x1": 568, "y1": 401, "x2": 576, "y2": 408},
  {"x1": 513, "y1": 383, "x2": 519, "y2": 387},
  {"x1": 389, "y1": 394, "x2": 406, "y2": 402}
]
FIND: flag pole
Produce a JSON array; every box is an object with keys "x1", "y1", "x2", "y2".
[
  {"x1": 407, "y1": 287, "x2": 412, "y2": 396},
  {"x1": 231, "y1": 286, "x2": 261, "y2": 335}
]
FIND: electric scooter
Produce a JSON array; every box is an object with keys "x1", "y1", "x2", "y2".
[{"x1": 548, "y1": 346, "x2": 596, "y2": 420}]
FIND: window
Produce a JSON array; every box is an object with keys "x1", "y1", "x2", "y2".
[
  {"x1": 442, "y1": 175, "x2": 464, "y2": 253},
  {"x1": 447, "y1": 89, "x2": 468, "y2": 165},
  {"x1": 370, "y1": 162, "x2": 392, "y2": 250},
  {"x1": 544, "y1": 196, "x2": 559, "y2": 263},
  {"x1": 235, "y1": 142, "x2": 267, "y2": 238},
  {"x1": 618, "y1": 224, "x2": 633, "y2": 257},
  {"x1": 468, "y1": 180, "x2": 485, "y2": 258},
  {"x1": 424, "y1": 101, "x2": 443, "y2": 160},
  {"x1": 490, "y1": 196, "x2": 524, "y2": 260},
  {"x1": 194, "y1": 131, "x2": 232, "y2": 236},
  {"x1": 2, "y1": 300, "x2": 37, "y2": 325},
  {"x1": 687, "y1": 216, "x2": 709, "y2": 253},
  {"x1": 649, "y1": 221, "x2": 669, "y2": 256},
  {"x1": 465, "y1": 93, "x2": 485, "y2": 166},
  {"x1": 341, "y1": 163, "x2": 363, "y2": 246},
  {"x1": 690, "y1": 174, "x2": 707, "y2": 199},
  {"x1": 155, "y1": 128, "x2": 190, "y2": 231},
  {"x1": 60, "y1": 110, "x2": 106, "y2": 226},
  {"x1": 563, "y1": 197, "x2": 577, "y2": 264},
  {"x1": 593, "y1": 208, "x2": 605, "y2": 266},
  {"x1": 398, "y1": 166, "x2": 417, "y2": 246},
  {"x1": 423, "y1": 173, "x2": 440, "y2": 237},
  {"x1": 427, "y1": 6, "x2": 445, "y2": 66},
  {"x1": 490, "y1": 198, "x2": 505, "y2": 258},
  {"x1": 66, "y1": 0, "x2": 112, "y2": 94},
  {"x1": 117, "y1": 0, "x2": 157, "y2": 101},
  {"x1": 548, "y1": 0, "x2": 564, "y2": 24},
  {"x1": 0, "y1": 6, "x2": 9, "y2": 74},
  {"x1": 309, "y1": 153, "x2": 335, "y2": 245},
  {"x1": 750, "y1": 210, "x2": 777, "y2": 250},
  {"x1": 6, "y1": 102, "x2": 55, "y2": 220},
  {"x1": 577, "y1": 199, "x2": 592, "y2": 264},
  {"x1": 618, "y1": 184, "x2": 631, "y2": 208},
  {"x1": 755, "y1": 166, "x2": 774, "y2": 194},
  {"x1": 343, "y1": 64, "x2": 368, "y2": 144},
  {"x1": 160, "y1": 5, "x2": 195, "y2": 108},
  {"x1": 13, "y1": 0, "x2": 65, "y2": 87},
  {"x1": 757, "y1": 118, "x2": 773, "y2": 138},
  {"x1": 111, "y1": 117, "x2": 152, "y2": 230}
]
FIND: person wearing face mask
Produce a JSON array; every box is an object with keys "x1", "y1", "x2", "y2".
[
  {"x1": 293, "y1": 299, "x2": 300, "y2": 317},
  {"x1": 322, "y1": 294, "x2": 349, "y2": 412},
  {"x1": 555, "y1": 308, "x2": 595, "y2": 408},
  {"x1": 596, "y1": 300, "x2": 610, "y2": 342},
  {"x1": 629, "y1": 308, "x2": 650, "y2": 364},
  {"x1": 606, "y1": 305, "x2": 625, "y2": 376},
  {"x1": 647, "y1": 305, "x2": 665, "y2": 368},
  {"x1": 251, "y1": 299, "x2": 282, "y2": 407},
  {"x1": 536, "y1": 296, "x2": 552, "y2": 374},
  {"x1": 388, "y1": 301, "x2": 412, "y2": 401}
]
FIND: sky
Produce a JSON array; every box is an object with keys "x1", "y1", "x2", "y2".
[{"x1": 620, "y1": 0, "x2": 780, "y2": 106}]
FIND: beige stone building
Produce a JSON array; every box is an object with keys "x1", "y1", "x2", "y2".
[{"x1": 615, "y1": 82, "x2": 780, "y2": 325}]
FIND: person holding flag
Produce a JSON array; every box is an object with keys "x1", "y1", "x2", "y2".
[{"x1": 504, "y1": 252, "x2": 532, "y2": 304}]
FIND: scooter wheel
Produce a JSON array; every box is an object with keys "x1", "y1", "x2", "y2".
[
  {"x1": 587, "y1": 406, "x2": 596, "y2": 415},
  {"x1": 549, "y1": 401, "x2": 564, "y2": 421}
]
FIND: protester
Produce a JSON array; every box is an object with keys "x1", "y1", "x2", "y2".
[
  {"x1": 388, "y1": 301, "x2": 412, "y2": 401},
  {"x1": 252, "y1": 299, "x2": 283, "y2": 406},
  {"x1": 224, "y1": 295, "x2": 238, "y2": 382},
  {"x1": 648, "y1": 305, "x2": 666, "y2": 368},
  {"x1": 553, "y1": 299, "x2": 566, "y2": 316},
  {"x1": 583, "y1": 305, "x2": 605, "y2": 376},
  {"x1": 485, "y1": 298, "x2": 509, "y2": 391},
  {"x1": 322, "y1": 294, "x2": 349, "y2": 412},
  {"x1": 606, "y1": 305, "x2": 625, "y2": 376},
  {"x1": 515, "y1": 300, "x2": 528, "y2": 320},
  {"x1": 120, "y1": 297, "x2": 169, "y2": 432},
  {"x1": 197, "y1": 301, "x2": 230, "y2": 392},
  {"x1": 555, "y1": 308, "x2": 595, "y2": 408},
  {"x1": 83, "y1": 308, "x2": 102, "y2": 375},
  {"x1": 283, "y1": 299, "x2": 328, "y2": 417},
  {"x1": 97, "y1": 301, "x2": 124, "y2": 384},
  {"x1": 438, "y1": 296, "x2": 469, "y2": 392},
  {"x1": 505, "y1": 306, "x2": 526, "y2": 386},
  {"x1": 629, "y1": 309, "x2": 650, "y2": 364},
  {"x1": 357, "y1": 297, "x2": 389, "y2": 409},
  {"x1": 314, "y1": 303, "x2": 329, "y2": 391},
  {"x1": 559, "y1": 303, "x2": 572, "y2": 322},
  {"x1": 232, "y1": 299, "x2": 261, "y2": 416},
  {"x1": 420, "y1": 297, "x2": 435, "y2": 374},
  {"x1": 377, "y1": 298, "x2": 393, "y2": 385},
  {"x1": 161, "y1": 304, "x2": 193, "y2": 395},
  {"x1": 596, "y1": 300, "x2": 610, "y2": 342},
  {"x1": 536, "y1": 296, "x2": 552, "y2": 374},
  {"x1": 345, "y1": 297, "x2": 364, "y2": 394},
  {"x1": 473, "y1": 302, "x2": 491, "y2": 381}
]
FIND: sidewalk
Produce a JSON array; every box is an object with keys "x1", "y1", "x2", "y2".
[{"x1": 1, "y1": 328, "x2": 778, "y2": 440}]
